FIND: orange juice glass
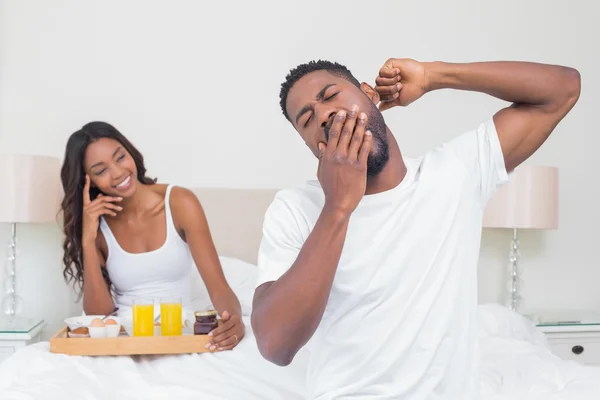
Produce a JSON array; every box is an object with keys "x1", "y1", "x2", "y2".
[
  {"x1": 133, "y1": 298, "x2": 154, "y2": 336},
  {"x1": 160, "y1": 297, "x2": 182, "y2": 336}
]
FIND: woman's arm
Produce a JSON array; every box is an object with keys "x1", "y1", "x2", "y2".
[
  {"x1": 170, "y1": 187, "x2": 244, "y2": 350},
  {"x1": 82, "y1": 235, "x2": 115, "y2": 315},
  {"x1": 80, "y1": 175, "x2": 118, "y2": 315}
]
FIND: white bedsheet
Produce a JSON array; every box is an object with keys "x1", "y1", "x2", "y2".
[
  {"x1": 480, "y1": 335, "x2": 600, "y2": 399},
  {"x1": 0, "y1": 316, "x2": 309, "y2": 400},
  {"x1": 478, "y1": 304, "x2": 600, "y2": 399},
  {"x1": 1, "y1": 307, "x2": 600, "y2": 399}
]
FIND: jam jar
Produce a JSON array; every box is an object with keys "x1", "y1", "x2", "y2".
[{"x1": 194, "y1": 310, "x2": 218, "y2": 335}]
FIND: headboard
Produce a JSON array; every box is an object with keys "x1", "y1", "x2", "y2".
[{"x1": 190, "y1": 188, "x2": 279, "y2": 265}]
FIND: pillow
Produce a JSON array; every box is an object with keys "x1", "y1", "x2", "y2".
[
  {"x1": 189, "y1": 256, "x2": 258, "y2": 316},
  {"x1": 477, "y1": 303, "x2": 548, "y2": 347}
]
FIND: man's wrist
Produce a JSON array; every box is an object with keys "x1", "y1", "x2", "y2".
[
  {"x1": 321, "y1": 203, "x2": 352, "y2": 224},
  {"x1": 423, "y1": 61, "x2": 458, "y2": 92}
]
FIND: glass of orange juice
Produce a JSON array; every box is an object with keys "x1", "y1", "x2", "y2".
[
  {"x1": 132, "y1": 298, "x2": 154, "y2": 336},
  {"x1": 160, "y1": 297, "x2": 182, "y2": 336}
]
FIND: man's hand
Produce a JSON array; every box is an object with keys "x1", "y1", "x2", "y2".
[
  {"x1": 318, "y1": 105, "x2": 372, "y2": 215},
  {"x1": 375, "y1": 58, "x2": 429, "y2": 111}
]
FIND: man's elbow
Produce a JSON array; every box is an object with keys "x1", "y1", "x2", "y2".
[
  {"x1": 543, "y1": 67, "x2": 580, "y2": 115},
  {"x1": 255, "y1": 335, "x2": 296, "y2": 366},
  {"x1": 252, "y1": 315, "x2": 297, "y2": 366},
  {"x1": 561, "y1": 67, "x2": 581, "y2": 109}
]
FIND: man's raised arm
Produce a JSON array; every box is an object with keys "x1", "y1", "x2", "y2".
[
  {"x1": 376, "y1": 59, "x2": 580, "y2": 172},
  {"x1": 425, "y1": 61, "x2": 581, "y2": 171}
]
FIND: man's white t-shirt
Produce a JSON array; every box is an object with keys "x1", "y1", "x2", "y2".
[{"x1": 255, "y1": 118, "x2": 509, "y2": 399}]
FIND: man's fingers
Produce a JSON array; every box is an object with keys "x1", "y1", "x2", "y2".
[
  {"x1": 318, "y1": 142, "x2": 326, "y2": 158},
  {"x1": 83, "y1": 175, "x2": 91, "y2": 204},
  {"x1": 326, "y1": 110, "x2": 346, "y2": 152},
  {"x1": 348, "y1": 112, "x2": 367, "y2": 161},
  {"x1": 375, "y1": 75, "x2": 401, "y2": 87},
  {"x1": 375, "y1": 83, "x2": 402, "y2": 96},
  {"x1": 337, "y1": 104, "x2": 359, "y2": 153},
  {"x1": 379, "y1": 91, "x2": 401, "y2": 103},
  {"x1": 379, "y1": 66, "x2": 400, "y2": 79},
  {"x1": 378, "y1": 100, "x2": 396, "y2": 112},
  {"x1": 317, "y1": 143, "x2": 325, "y2": 181},
  {"x1": 358, "y1": 131, "x2": 373, "y2": 165}
]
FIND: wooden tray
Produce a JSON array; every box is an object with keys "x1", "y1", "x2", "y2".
[{"x1": 49, "y1": 326, "x2": 216, "y2": 356}]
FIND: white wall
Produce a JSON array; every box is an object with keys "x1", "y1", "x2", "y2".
[{"x1": 0, "y1": 0, "x2": 598, "y2": 339}]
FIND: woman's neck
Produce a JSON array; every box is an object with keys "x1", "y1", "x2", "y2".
[{"x1": 118, "y1": 182, "x2": 155, "y2": 217}]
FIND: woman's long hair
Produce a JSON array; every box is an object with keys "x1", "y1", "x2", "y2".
[{"x1": 61, "y1": 122, "x2": 156, "y2": 291}]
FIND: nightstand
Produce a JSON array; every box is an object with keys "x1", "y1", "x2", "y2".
[
  {"x1": 537, "y1": 322, "x2": 600, "y2": 366},
  {"x1": 0, "y1": 317, "x2": 45, "y2": 364}
]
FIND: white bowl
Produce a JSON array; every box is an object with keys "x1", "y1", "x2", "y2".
[
  {"x1": 105, "y1": 324, "x2": 121, "y2": 338},
  {"x1": 88, "y1": 326, "x2": 106, "y2": 338},
  {"x1": 64, "y1": 315, "x2": 122, "y2": 331}
]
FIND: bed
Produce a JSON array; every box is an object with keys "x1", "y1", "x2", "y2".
[{"x1": 0, "y1": 188, "x2": 599, "y2": 399}]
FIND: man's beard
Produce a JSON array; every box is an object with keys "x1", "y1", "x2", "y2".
[{"x1": 364, "y1": 103, "x2": 389, "y2": 177}]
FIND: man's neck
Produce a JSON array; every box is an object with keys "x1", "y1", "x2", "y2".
[{"x1": 364, "y1": 127, "x2": 407, "y2": 195}]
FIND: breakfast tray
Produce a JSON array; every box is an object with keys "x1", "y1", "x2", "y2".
[{"x1": 49, "y1": 326, "x2": 216, "y2": 356}]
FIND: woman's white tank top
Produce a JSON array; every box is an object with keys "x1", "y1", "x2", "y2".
[{"x1": 99, "y1": 185, "x2": 193, "y2": 319}]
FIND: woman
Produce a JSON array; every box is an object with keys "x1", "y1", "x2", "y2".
[{"x1": 60, "y1": 121, "x2": 244, "y2": 351}]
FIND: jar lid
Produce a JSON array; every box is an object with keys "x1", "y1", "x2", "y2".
[{"x1": 194, "y1": 310, "x2": 217, "y2": 317}]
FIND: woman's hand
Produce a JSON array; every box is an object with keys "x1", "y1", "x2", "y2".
[
  {"x1": 206, "y1": 311, "x2": 245, "y2": 351},
  {"x1": 82, "y1": 175, "x2": 122, "y2": 246}
]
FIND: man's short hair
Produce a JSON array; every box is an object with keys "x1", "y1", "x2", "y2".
[{"x1": 279, "y1": 60, "x2": 360, "y2": 121}]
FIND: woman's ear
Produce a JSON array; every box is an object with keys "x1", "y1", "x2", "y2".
[{"x1": 361, "y1": 82, "x2": 380, "y2": 105}]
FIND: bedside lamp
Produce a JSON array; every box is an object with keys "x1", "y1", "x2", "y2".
[
  {"x1": 483, "y1": 165, "x2": 559, "y2": 313},
  {"x1": 0, "y1": 154, "x2": 61, "y2": 330}
]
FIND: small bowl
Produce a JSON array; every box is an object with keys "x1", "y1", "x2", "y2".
[
  {"x1": 105, "y1": 324, "x2": 121, "y2": 338},
  {"x1": 88, "y1": 326, "x2": 107, "y2": 338},
  {"x1": 65, "y1": 315, "x2": 122, "y2": 330},
  {"x1": 64, "y1": 315, "x2": 104, "y2": 331}
]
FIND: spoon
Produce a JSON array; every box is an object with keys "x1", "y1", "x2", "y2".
[{"x1": 102, "y1": 307, "x2": 119, "y2": 321}]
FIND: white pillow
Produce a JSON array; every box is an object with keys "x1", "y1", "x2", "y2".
[
  {"x1": 477, "y1": 303, "x2": 548, "y2": 347},
  {"x1": 190, "y1": 256, "x2": 258, "y2": 316}
]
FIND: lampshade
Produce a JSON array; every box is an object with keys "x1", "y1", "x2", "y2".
[
  {"x1": 483, "y1": 165, "x2": 559, "y2": 229},
  {"x1": 0, "y1": 154, "x2": 62, "y2": 223}
]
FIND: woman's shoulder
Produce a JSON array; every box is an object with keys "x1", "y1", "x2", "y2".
[
  {"x1": 167, "y1": 185, "x2": 198, "y2": 202},
  {"x1": 166, "y1": 185, "x2": 203, "y2": 216},
  {"x1": 147, "y1": 183, "x2": 195, "y2": 200}
]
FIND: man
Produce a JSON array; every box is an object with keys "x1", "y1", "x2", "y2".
[{"x1": 251, "y1": 58, "x2": 580, "y2": 399}]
